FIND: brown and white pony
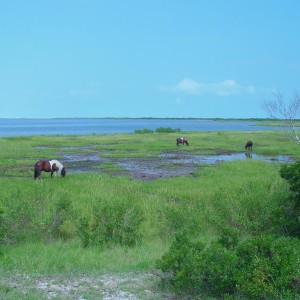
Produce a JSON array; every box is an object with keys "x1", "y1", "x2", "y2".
[
  {"x1": 245, "y1": 140, "x2": 253, "y2": 151},
  {"x1": 176, "y1": 137, "x2": 189, "y2": 146},
  {"x1": 34, "y1": 159, "x2": 66, "y2": 179}
]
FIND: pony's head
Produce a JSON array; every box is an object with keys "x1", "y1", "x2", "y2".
[
  {"x1": 185, "y1": 139, "x2": 189, "y2": 146},
  {"x1": 34, "y1": 162, "x2": 41, "y2": 179},
  {"x1": 245, "y1": 140, "x2": 253, "y2": 151},
  {"x1": 61, "y1": 167, "x2": 66, "y2": 177}
]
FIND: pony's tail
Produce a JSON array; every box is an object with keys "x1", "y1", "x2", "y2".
[{"x1": 34, "y1": 163, "x2": 39, "y2": 179}]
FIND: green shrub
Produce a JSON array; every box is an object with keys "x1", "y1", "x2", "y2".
[
  {"x1": 76, "y1": 199, "x2": 144, "y2": 248},
  {"x1": 236, "y1": 235, "x2": 300, "y2": 299},
  {"x1": 280, "y1": 161, "x2": 300, "y2": 195},
  {"x1": 157, "y1": 232, "x2": 198, "y2": 275},
  {"x1": 157, "y1": 232, "x2": 237, "y2": 297},
  {"x1": 157, "y1": 233, "x2": 300, "y2": 299},
  {"x1": 155, "y1": 127, "x2": 181, "y2": 133},
  {"x1": 218, "y1": 226, "x2": 239, "y2": 250},
  {"x1": 273, "y1": 161, "x2": 300, "y2": 237},
  {"x1": 134, "y1": 128, "x2": 154, "y2": 134}
]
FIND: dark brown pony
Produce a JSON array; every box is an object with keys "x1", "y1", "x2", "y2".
[
  {"x1": 34, "y1": 159, "x2": 66, "y2": 179},
  {"x1": 176, "y1": 137, "x2": 189, "y2": 146},
  {"x1": 245, "y1": 140, "x2": 253, "y2": 151}
]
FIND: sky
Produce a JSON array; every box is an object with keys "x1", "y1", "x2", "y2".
[{"x1": 0, "y1": 1, "x2": 299, "y2": 119}]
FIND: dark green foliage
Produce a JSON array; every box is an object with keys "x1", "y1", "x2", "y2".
[
  {"x1": 134, "y1": 127, "x2": 182, "y2": 133},
  {"x1": 280, "y1": 161, "x2": 300, "y2": 195},
  {"x1": 218, "y1": 226, "x2": 239, "y2": 249},
  {"x1": 155, "y1": 127, "x2": 181, "y2": 133},
  {"x1": 236, "y1": 235, "x2": 300, "y2": 299},
  {"x1": 157, "y1": 232, "x2": 237, "y2": 297},
  {"x1": 76, "y1": 200, "x2": 144, "y2": 248},
  {"x1": 274, "y1": 161, "x2": 300, "y2": 237},
  {"x1": 157, "y1": 232, "x2": 200, "y2": 275},
  {"x1": 134, "y1": 128, "x2": 154, "y2": 134},
  {"x1": 157, "y1": 233, "x2": 300, "y2": 299}
]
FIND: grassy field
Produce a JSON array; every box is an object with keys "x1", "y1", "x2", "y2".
[{"x1": 0, "y1": 130, "x2": 299, "y2": 299}]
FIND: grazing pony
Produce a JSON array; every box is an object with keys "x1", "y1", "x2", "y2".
[
  {"x1": 245, "y1": 140, "x2": 253, "y2": 151},
  {"x1": 34, "y1": 159, "x2": 66, "y2": 180},
  {"x1": 176, "y1": 137, "x2": 189, "y2": 146}
]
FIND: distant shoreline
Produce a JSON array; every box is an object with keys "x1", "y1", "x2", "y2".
[
  {"x1": 1, "y1": 117, "x2": 297, "y2": 127},
  {"x1": 0, "y1": 117, "x2": 276, "y2": 121}
]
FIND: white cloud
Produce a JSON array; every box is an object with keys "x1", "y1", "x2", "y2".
[
  {"x1": 208, "y1": 79, "x2": 242, "y2": 96},
  {"x1": 161, "y1": 78, "x2": 258, "y2": 96},
  {"x1": 177, "y1": 78, "x2": 204, "y2": 94}
]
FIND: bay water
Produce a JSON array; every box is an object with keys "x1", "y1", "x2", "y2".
[{"x1": 0, "y1": 118, "x2": 285, "y2": 137}]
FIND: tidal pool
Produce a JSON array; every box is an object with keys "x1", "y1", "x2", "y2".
[{"x1": 160, "y1": 152, "x2": 294, "y2": 165}]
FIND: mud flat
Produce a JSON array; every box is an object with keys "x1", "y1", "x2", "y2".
[{"x1": 62, "y1": 149, "x2": 293, "y2": 181}]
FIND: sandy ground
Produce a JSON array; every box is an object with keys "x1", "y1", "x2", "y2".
[{"x1": 1, "y1": 271, "x2": 182, "y2": 299}]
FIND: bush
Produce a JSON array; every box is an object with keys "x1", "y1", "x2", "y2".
[
  {"x1": 272, "y1": 161, "x2": 300, "y2": 237},
  {"x1": 157, "y1": 232, "x2": 237, "y2": 297},
  {"x1": 134, "y1": 128, "x2": 154, "y2": 134},
  {"x1": 76, "y1": 199, "x2": 144, "y2": 248},
  {"x1": 236, "y1": 235, "x2": 300, "y2": 299},
  {"x1": 157, "y1": 232, "x2": 300, "y2": 299},
  {"x1": 155, "y1": 127, "x2": 181, "y2": 133},
  {"x1": 218, "y1": 226, "x2": 239, "y2": 250},
  {"x1": 279, "y1": 161, "x2": 300, "y2": 195}
]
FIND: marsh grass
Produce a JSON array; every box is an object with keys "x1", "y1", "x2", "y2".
[
  {"x1": 0, "y1": 130, "x2": 299, "y2": 298},
  {"x1": 0, "y1": 240, "x2": 167, "y2": 274},
  {"x1": 257, "y1": 120, "x2": 300, "y2": 127}
]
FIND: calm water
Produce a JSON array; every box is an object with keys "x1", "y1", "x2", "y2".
[{"x1": 0, "y1": 118, "x2": 286, "y2": 137}]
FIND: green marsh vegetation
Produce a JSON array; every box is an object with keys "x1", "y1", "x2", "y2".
[
  {"x1": 1, "y1": 130, "x2": 300, "y2": 299},
  {"x1": 256, "y1": 119, "x2": 300, "y2": 127}
]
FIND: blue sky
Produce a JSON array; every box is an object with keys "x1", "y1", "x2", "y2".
[{"x1": 0, "y1": 1, "x2": 299, "y2": 118}]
